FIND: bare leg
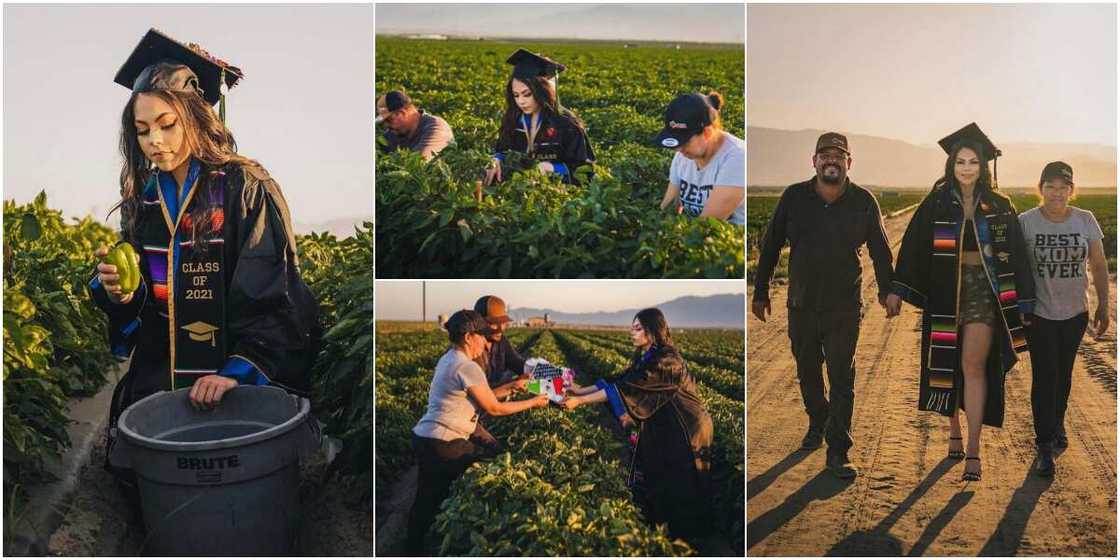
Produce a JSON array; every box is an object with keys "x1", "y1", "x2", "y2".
[
  {"x1": 949, "y1": 411, "x2": 964, "y2": 456},
  {"x1": 961, "y1": 322, "x2": 993, "y2": 477}
]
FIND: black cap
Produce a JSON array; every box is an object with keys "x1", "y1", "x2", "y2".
[
  {"x1": 938, "y1": 122, "x2": 1000, "y2": 162},
  {"x1": 444, "y1": 309, "x2": 496, "y2": 339},
  {"x1": 1040, "y1": 161, "x2": 1074, "y2": 183},
  {"x1": 114, "y1": 28, "x2": 242, "y2": 106},
  {"x1": 815, "y1": 132, "x2": 850, "y2": 155},
  {"x1": 382, "y1": 90, "x2": 412, "y2": 112},
  {"x1": 653, "y1": 93, "x2": 716, "y2": 149},
  {"x1": 507, "y1": 48, "x2": 565, "y2": 80}
]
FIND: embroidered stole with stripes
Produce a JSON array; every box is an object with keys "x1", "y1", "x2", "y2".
[
  {"x1": 139, "y1": 171, "x2": 228, "y2": 390},
  {"x1": 924, "y1": 194, "x2": 1027, "y2": 415}
]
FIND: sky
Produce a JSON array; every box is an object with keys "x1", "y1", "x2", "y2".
[
  {"x1": 3, "y1": 4, "x2": 373, "y2": 231},
  {"x1": 375, "y1": 3, "x2": 744, "y2": 43},
  {"x1": 747, "y1": 4, "x2": 1117, "y2": 147},
  {"x1": 375, "y1": 280, "x2": 746, "y2": 322}
]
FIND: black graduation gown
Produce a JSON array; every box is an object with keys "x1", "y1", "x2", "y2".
[
  {"x1": 494, "y1": 109, "x2": 595, "y2": 185},
  {"x1": 91, "y1": 161, "x2": 321, "y2": 430},
  {"x1": 892, "y1": 185, "x2": 1035, "y2": 427},
  {"x1": 608, "y1": 346, "x2": 714, "y2": 538}
]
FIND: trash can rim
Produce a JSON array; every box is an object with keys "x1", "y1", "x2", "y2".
[{"x1": 116, "y1": 386, "x2": 310, "y2": 452}]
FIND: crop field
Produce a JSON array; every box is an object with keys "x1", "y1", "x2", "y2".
[
  {"x1": 375, "y1": 38, "x2": 744, "y2": 278},
  {"x1": 374, "y1": 325, "x2": 744, "y2": 556}
]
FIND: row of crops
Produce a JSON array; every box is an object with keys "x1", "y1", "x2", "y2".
[
  {"x1": 3, "y1": 193, "x2": 374, "y2": 517},
  {"x1": 3, "y1": 193, "x2": 118, "y2": 505},
  {"x1": 374, "y1": 326, "x2": 744, "y2": 555},
  {"x1": 375, "y1": 38, "x2": 745, "y2": 278}
]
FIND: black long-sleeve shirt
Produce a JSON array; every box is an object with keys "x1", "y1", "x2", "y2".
[
  {"x1": 474, "y1": 336, "x2": 527, "y2": 388},
  {"x1": 753, "y1": 178, "x2": 894, "y2": 311}
]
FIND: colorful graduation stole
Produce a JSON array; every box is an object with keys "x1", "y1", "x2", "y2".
[
  {"x1": 926, "y1": 218, "x2": 960, "y2": 413},
  {"x1": 139, "y1": 169, "x2": 228, "y2": 390}
]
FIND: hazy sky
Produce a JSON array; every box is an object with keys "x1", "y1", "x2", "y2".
[
  {"x1": 375, "y1": 3, "x2": 744, "y2": 43},
  {"x1": 375, "y1": 280, "x2": 746, "y2": 321},
  {"x1": 4, "y1": 4, "x2": 373, "y2": 229},
  {"x1": 748, "y1": 4, "x2": 1117, "y2": 147}
]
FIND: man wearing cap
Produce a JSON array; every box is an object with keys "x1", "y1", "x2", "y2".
[
  {"x1": 408, "y1": 309, "x2": 548, "y2": 554},
  {"x1": 655, "y1": 91, "x2": 746, "y2": 225},
  {"x1": 377, "y1": 89, "x2": 454, "y2": 161},
  {"x1": 473, "y1": 295, "x2": 532, "y2": 387},
  {"x1": 752, "y1": 132, "x2": 895, "y2": 479}
]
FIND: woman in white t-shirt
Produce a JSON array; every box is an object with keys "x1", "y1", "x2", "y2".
[
  {"x1": 653, "y1": 91, "x2": 745, "y2": 225},
  {"x1": 405, "y1": 310, "x2": 548, "y2": 554},
  {"x1": 1018, "y1": 161, "x2": 1110, "y2": 479}
]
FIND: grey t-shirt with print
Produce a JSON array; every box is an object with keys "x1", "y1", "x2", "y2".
[
  {"x1": 413, "y1": 347, "x2": 487, "y2": 441},
  {"x1": 668, "y1": 131, "x2": 745, "y2": 225},
  {"x1": 1018, "y1": 206, "x2": 1104, "y2": 320}
]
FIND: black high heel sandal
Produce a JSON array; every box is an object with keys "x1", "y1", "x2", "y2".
[
  {"x1": 948, "y1": 436, "x2": 965, "y2": 460},
  {"x1": 963, "y1": 457, "x2": 981, "y2": 481}
]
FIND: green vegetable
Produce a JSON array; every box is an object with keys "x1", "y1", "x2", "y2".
[{"x1": 107, "y1": 242, "x2": 140, "y2": 294}]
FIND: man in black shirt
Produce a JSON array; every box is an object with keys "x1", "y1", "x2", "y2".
[
  {"x1": 473, "y1": 295, "x2": 530, "y2": 387},
  {"x1": 751, "y1": 132, "x2": 897, "y2": 479}
]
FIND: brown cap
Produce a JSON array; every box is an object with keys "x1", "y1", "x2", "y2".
[
  {"x1": 474, "y1": 295, "x2": 511, "y2": 324},
  {"x1": 816, "y1": 132, "x2": 850, "y2": 154}
]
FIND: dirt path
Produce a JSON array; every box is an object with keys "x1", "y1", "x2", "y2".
[{"x1": 747, "y1": 210, "x2": 1117, "y2": 556}]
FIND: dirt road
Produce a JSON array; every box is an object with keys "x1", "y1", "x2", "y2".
[{"x1": 747, "y1": 210, "x2": 1117, "y2": 556}]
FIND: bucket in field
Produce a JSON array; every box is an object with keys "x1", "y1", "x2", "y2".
[{"x1": 112, "y1": 386, "x2": 320, "y2": 556}]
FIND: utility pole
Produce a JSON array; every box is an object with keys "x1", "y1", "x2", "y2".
[{"x1": 422, "y1": 281, "x2": 426, "y2": 323}]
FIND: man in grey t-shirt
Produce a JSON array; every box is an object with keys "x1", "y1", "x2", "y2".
[{"x1": 377, "y1": 90, "x2": 454, "y2": 161}]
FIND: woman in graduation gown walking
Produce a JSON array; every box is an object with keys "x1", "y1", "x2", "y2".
[
  {"x1": 483, "y1": 48, "x2": 595, "y2": 186},
  {"x1": 90, "y1": 29, "x2": 320, "y2": 479},
  {"x1": 887, "y1": 123, "x2": 1035, "y2": 482}
]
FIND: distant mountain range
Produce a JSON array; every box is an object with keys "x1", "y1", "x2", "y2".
[
  {"x1": 510, "y1": 293, "x2": 744, "y2": 328},
  {"x1": 293, "y1": 217, "x2": 368, "y2": 238},
  {"x1": 748, "y1": 126, "x2": 1117, "y2": 189}
]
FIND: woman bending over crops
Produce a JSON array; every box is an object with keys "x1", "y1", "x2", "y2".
[
  {"x1": 1018, "y1": 161, "x2": 1109, "y2": 478},
  {"x1": 91, "y1": 29, "x2": 320, "y2": 475},
  {"x1": 406, "y1": 310, "x2": 549, "y2": 555},
  {"x1": 655, "y1": 92, "x2": 745, "y2": 225},
  {"x1": 887, "y1": 123, "x2": 1035, "y2": 482},
  {"x1": 561, "y1": 308, "x2": 714, "y2": 543},
  {"x1": 483, "y1": 48, "x2": 595, "y2": 186}
]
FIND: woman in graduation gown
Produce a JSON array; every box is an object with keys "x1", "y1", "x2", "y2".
[
  {"x1": 483, "y1": 48, "x2": 595, "y2": 186},
  {"x1": 560, "y1": 308, "x2": 713, "y2": 542},
  {"x1": 90, "y1": 29, "x2": 320, "y2": 474},
  {"x1": 887, "y1": 123, "x2": 1035, "y2": 482}
]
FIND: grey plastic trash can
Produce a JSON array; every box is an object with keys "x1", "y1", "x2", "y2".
[{"x1": 111, "y1": 386, "x2": 320, "y2": 556}]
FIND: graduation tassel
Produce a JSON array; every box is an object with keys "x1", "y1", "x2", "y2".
[
  {"x1": 218, "y1": 67, "x2": 227, "y2": 123},
  {"x1": 993, "y1": 148, "x2": 1001, "y2": 189}
]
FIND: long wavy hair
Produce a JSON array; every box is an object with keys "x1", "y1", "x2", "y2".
[
  {"x1": 633, "y1": 307, "x2": 674, "y2": 360},
  {"x1": 497, "y1": 76, "x2": 586, "y2": 148},
  {"x1": 932, "y1": 139, "x2": 995, "y2": 194},
  {"x1": 115, "y1": 89, "x2": 255, "y2": 249}
]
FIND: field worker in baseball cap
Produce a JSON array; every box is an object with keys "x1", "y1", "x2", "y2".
[
  {"x1": 407, "y1": 309, "x2": 548, "y2": 555},
  {"x1": 655, "y1": 92, "x2": 745, "y2": 225},
  {"x1": 376, "y1": 89, "x2": 454, "y2": 161}
]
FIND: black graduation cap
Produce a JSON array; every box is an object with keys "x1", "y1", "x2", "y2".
[
  {"x1": 938, "y1": 122, "x2": 1001, "y2": 162},
  {"x1": 506, "y1": 48, "x2": 566, "y2": 80},
  {"x1": 114, "y1": 28, "x2": 243, "y2": 107}
]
